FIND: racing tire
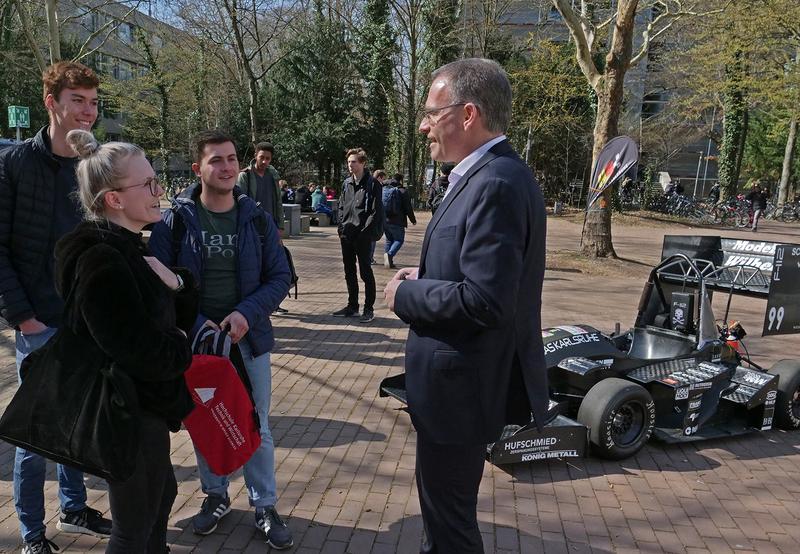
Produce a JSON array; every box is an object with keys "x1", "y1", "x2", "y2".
[
  {"x1": 577, "y1": 378, "x2": 656, "y2": 460},
  {"x1": 770, "y1": 360, "x2": 800, "y2": 430}
]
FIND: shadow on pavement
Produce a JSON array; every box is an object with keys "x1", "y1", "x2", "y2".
[
  {"x1": 270, "y1": 416, "x2": 387, "y2": 448},
  {"x1": 165, "y1": 512, "x2": 611, "y2": 553}
]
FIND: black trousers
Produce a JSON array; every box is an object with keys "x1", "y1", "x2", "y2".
[
  {"x1": 339, "y1": 233, "x2": 375, "y2": 310},
  {"x1": 106, "y1": 415, "x2": 176, "y2": 553},
  {"x1": 415, "y1": 435, "x2": 486, "y2": 554}
]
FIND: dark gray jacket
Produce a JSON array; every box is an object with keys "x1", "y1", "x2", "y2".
[
  {"x1": 0, "y1": 126, "x2": 71, "y2": 327},
  {"x1": 337, "y1": 173, "x2": 383, "y2": 241}
]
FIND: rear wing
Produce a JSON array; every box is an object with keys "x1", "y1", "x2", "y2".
[{"x1": 658, "y1": 236, "x2": 800, "y2": 336}]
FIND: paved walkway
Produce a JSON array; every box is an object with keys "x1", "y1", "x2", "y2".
[{"x1": 0, "y1": 213, "x2": 798, "y2": 553}]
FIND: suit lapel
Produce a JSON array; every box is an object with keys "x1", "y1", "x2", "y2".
[{"x1": 419, "y1": 140, "x2": 514, "y2": 270}]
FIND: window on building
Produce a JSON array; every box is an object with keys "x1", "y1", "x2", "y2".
[
  {"x1": 117, "y1": 22, "x2": 133, "y2": 44},
  {"x1": 548, "y1": 7, "x2": 562, "y2": 21},
  {"x1": 641, "y1": 92, "x2": 667, "y2": 120}
]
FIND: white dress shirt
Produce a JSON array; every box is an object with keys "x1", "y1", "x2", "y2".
[{"x1": 442, "y1": 134, "x2": 507, "y2": 201}]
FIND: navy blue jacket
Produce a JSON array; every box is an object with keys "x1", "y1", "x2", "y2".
[
  {"x1": 394, "y1": 140, "x2": 548, "y2": 445},
  {"x1": 0, "y1": 127, "x2": 73, "y2": 327},
  {"x1": 149, "y1": 184, "x2": 290, "y2": 357}
]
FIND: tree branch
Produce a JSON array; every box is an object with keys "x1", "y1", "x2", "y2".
[
  {"x1": 629, "y1": 1, "x2": 730, "y2": 69},
  {"x1": 552, "y1": 0, "x2": 602, "y2": 89},
  {"x1": 12, "y1": 0, "x2": 47, "y2": 72}
]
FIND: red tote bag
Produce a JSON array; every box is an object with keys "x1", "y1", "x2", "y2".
[{"x1": 183, "y1": 329, "x2": 261, "y2": 475}]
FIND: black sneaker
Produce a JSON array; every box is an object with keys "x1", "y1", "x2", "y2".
[
  {"x1": 22, "y1": 537, "x2": 59, "y2": 554},
  {"x1": 274, "y1": 306, "x2": 289, "y2": 314},
  {"x1": 192, "y1": 494, "x2": 231, "y2": 535},
  {"x1": 359, "y1": 309, "x2": 375, "y2": 323},
  {"x1": 255, "y1": 506, "x2": 293, "y2": 550},
  {"x1": 332, "y1": 306, "x2": 358, "y2": 317},
  {"x1": 56, "y1": 506, "x2": 111, "y2": 537}
]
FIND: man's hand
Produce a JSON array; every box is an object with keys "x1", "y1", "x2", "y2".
[
  {"x1": 202, "y1": 319, "x2": 221, "y2": 331},
  {"x1": 220, "y1": 311, "x2": 249, "y2": 343},
  {"x1": 19, "y1": 318, "x2": 47, "y2": 335},
  {"x1": 384, "y1": 266, "x2": 419, "y2": 313},
  {"x1": 393, "y1": 267, "x2": 419, "y2": 281}
]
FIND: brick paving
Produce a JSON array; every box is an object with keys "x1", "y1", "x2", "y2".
[{"x1": 0, "y1": 213, "x2": 798, "y2": 553}]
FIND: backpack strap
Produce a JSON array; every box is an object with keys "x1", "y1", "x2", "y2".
[{"x1": 170, "y1": 209, "x2": 185, "y2": 263}]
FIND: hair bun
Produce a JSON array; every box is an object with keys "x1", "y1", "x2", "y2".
[{"x1": 66, "y1": 129, "x2": 100, "y2": 159}]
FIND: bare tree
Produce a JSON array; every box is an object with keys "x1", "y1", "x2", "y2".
[
  {"x1": 552, "y1": 0, "x2": 723, "y2": 257},
  {"x1": 175, "y1": 0, "x2": 301, "y2": 145},
  {"x1": 12, "y1": 0, "x2": 144, "y2": 72}
]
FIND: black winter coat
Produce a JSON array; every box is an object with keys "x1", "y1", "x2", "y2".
[
  {"x1": 0, "y1": 126, "x2": 71, "y2": 327},
  {"x1": 337, "y1": 173, "x2": 383, "y2": 241},
  {"x1": 55, "y1": 221, "x2": 198, "y2": 431}
]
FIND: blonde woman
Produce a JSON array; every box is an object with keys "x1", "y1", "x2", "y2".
[{"x1": 55, "y1": 130, "x2": 197, "y2": 552}]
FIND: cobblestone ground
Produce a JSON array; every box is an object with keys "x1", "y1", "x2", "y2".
[{"x1": 0, "y1": 213, "x2": 798, "y2": 553}]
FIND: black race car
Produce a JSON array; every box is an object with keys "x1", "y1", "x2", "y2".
[{"x1": 379, "y1": 237, "x2": 800, "y2": 464}]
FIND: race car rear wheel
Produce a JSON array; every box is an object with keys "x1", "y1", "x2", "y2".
[
  {"x1": 577, "y1": 378, "x2": 656, "y2": 460},
  {"x1": 770, "y1": 360, "x2": 800, "y2": 429}
]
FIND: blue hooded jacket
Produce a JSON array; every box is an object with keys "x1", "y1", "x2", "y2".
[{"x1": 149, "y1": 183, "x2": 290, "y2": 357}]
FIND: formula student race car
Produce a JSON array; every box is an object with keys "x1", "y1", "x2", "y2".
[{"x1": 379, "y1": 236, "x2": 800, "y2": 464}]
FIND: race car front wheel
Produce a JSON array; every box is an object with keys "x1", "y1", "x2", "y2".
[
  {"x1": 770, "y1": 360, "x2": 800, "y2": 429},
  {"x1": 578, "y1": 378, "x2": 656, "y2": 460}
]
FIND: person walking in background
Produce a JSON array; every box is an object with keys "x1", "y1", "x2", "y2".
[
  {"x1": 333, "y1": 148, "x2": 383, "y2": 323},
  {"x1": 384, "y1": 59, "x2": 548, "y2": 554},
  {"x1": 149, "y1": 130, "x2": 293, "y2": 550},
  {"x1": 58, "y1": 130, "x2": 198, "y2": 553},
  {"x1": 369, "y1": 169, "x2": 388, "y2": 265},
  {"x1": 0, "y1": 60, "x2": 112, "y2": 554},
  {"x1": 237, "y1": 142, "x2": 284, "y2": 235},
  {"x1": 381, "y1": 174, "x2": 416, "y2": 269},
  {"x1": 746, "y1": 182, "x2": 768, "y2": 232}
]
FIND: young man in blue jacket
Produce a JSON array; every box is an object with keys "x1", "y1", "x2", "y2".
[{"x1": 149, "y1": 130, "x2": 293, "y2": 549}]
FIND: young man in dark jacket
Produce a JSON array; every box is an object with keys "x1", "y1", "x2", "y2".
[
  {"x1": 149, "y1": 130, "x2": 293, "y2": 550},
  {"x1": 237, "y1": 141, "x2": 283, "y2": 234},
  {"x1": 333, "y1": 148, "x2": 383, "y2": 323},
  {"x1": 0, "y1": 61, "x2": 112, "y2": 554}
]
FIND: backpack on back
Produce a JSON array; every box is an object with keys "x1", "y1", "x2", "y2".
[{"x1": 382, "y1": 186, "x2": 402, "y2": 218}]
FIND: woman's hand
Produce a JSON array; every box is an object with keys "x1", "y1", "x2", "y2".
[{"x1": 144, "y1": 256, "x2": 181, "y2": 290}]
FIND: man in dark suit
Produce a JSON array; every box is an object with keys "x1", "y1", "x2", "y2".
[{"x1": 384, "y1": 58, "x2": 548, "y2": 553}]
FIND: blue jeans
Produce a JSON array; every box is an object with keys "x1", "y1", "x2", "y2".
[
  {"x1": 195, "y1": 341, "x2": 277, "y2": 507},
  {"x1": 13, "y1": 327, "x2": 87, "y2": 543},
  {"x1": 384, "y1": 223, "x2": 406, "y2": 257},
  {"x1": 315, "y1": 205, "x2": 336, "y2": 224}
]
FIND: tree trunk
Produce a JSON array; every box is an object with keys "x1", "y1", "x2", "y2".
[
  {"x1": 777, "y1": 114, "x2": 798, "y2": 209},
  {"x1": 579, "y1": 0, "x2": 638, "y2": 258},
  {"x1": 247, "y1": 76, "x2": 258, "y2": 145},
  {"x1": 159, "y1": 89, "x2": 170, "y2": 189},
  {"x1": 45, "y1": 0, "x2": 60, "y2": 63},
  {"x1": 223, "y1": 0, "x2": 259, "y2": 145},
  {"x1": 717, "y1": 51, "x2": 747, "y2": 201}
]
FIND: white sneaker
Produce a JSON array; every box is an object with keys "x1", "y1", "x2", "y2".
[{"x1": 383, "y1": 252, "x2": 391, "y2": 268}]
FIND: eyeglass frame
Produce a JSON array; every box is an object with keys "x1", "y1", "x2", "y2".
[
  {"x1": 111, "y1": 176, "x2": 162, "y2": 197},
  {"x1": 420, "y1": 102, "x2": 466, "y2": 124}
]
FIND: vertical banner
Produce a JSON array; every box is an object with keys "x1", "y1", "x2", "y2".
[
  {"x1": 763, "y1": 244, "x2": 800, "y2": 336},
  {"x1": 586, "y1": 136, "x2": 639, "y2": 210}
]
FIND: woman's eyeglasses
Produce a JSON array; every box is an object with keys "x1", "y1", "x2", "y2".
[{"x1": 112, "y1": 176, "x2": 161, "y2": 197}]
